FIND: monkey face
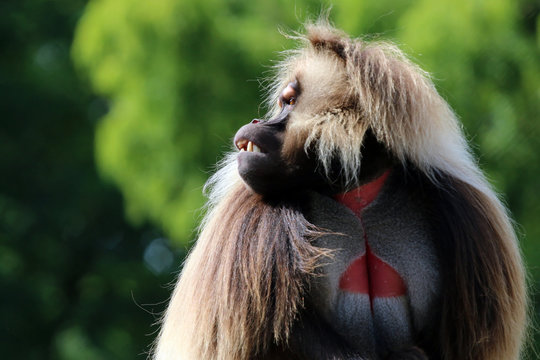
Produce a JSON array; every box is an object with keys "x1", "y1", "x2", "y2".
[{"x1": 234, "y1": 81, "x2": 324, "y2": 196}]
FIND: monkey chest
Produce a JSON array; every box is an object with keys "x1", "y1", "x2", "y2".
[{"x1": 307, "y1": 189, "x2": 440, "y2": 357}]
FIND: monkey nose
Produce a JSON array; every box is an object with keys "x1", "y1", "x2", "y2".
[{"x1": 251, "y1": 119, "x2": 260, "y2": 124}]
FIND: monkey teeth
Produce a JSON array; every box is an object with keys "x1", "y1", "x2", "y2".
[{"x1": 237, "y1": 140, "x2": 262, "y2": 153}]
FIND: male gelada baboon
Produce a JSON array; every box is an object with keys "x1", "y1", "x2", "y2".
[{"x1": 153, "y1": 22, "x2": 527, "y2": 360}]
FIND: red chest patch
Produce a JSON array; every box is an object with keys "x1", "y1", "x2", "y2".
[
  {"x1": 334, "y1": 171, "x2": 406, "y2": 299},
  {"x1": 333, "y1": 171, "x2": 390, "y2": 216},
  {"x1": 338, "y1": 244, "x2": 406, "y2": 297}
]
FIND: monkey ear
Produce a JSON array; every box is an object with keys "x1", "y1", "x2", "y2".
[{"x1": 306, "y1": 23, "x2": 348, "y2": 60}]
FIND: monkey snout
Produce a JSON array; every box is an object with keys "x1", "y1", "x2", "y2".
[{"x1": 233, "y1": 123, "x2": 283, "y2": 154}]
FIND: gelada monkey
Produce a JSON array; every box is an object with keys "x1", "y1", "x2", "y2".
[{"x1": 152, "y1": 21, "x2": 527, "y2": 360}]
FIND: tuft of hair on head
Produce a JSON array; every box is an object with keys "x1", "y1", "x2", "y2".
[{"x1": 305, "y1": 20, "x2": 349, "y2": 60}]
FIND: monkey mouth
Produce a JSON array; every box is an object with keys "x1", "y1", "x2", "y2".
[{"x1": 235, "y1": 139, "x2": 264, "y2": 153}]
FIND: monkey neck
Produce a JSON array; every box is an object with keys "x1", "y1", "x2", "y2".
[{"x1": 333, "y1": 169, "x2": 390, "y2": 217}]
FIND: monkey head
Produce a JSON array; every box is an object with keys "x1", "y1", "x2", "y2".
[{"x1": 234, "y1": 37, "x2": 394, "y2": 197}]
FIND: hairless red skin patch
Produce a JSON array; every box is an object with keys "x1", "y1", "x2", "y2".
[
  {"x1": 333, "y1": 170, "x2": 390, "y2": 217},
  {"x1": 338, "y1": 243, "x2": 407, "y2": 297},
  {"x1": 333, "y1": 170, "x2": 407, "y2": 302}
]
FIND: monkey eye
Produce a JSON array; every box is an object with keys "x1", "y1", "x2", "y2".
[{"x1": 278, "y1": 81, "x2": 299, "y2": 108}]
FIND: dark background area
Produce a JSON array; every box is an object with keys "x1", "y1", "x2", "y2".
[{"x1": 0, "y1": 1, "x2": 178, "y2": 358}]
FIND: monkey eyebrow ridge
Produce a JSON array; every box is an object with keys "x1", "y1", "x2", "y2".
[{"x1": 278, "y1": 80, "x2": 300, "y2": 107}]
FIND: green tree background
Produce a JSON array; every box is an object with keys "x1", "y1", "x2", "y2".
[{"x1": 1, "y1": 0, "x2": 538, "y2": 358}]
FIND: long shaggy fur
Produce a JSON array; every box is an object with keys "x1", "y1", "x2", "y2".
[
  {"x1": 153, "y1": 156, "x2": 330, "y2": 359},
  {"x1": 153, "y1": 21, "x2": 527, "y2": 360}
]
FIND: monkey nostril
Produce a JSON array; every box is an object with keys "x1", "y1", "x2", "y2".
[{"x1": 251, "y1": 119, "x2": 260, "y2": 124}]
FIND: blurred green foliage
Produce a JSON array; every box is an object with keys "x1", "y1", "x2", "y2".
[
  {"x1": 72, "y1": 0, "x2": 327, "y2": 242},
  {"x1": 0, "y1": 1, "x2": 178, "y2": 359},
  {"x1": 1, "y1": 0, "x2": 539, "y2": 358}
]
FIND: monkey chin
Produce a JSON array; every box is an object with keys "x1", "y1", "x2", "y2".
[{"x1": 236, "y1": 150, "x2": 302, "y2": 197}]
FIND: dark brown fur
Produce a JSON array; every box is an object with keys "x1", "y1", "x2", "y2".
[{"x1": 429, "y1": 173, "x2": 526, "y2": 359}]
